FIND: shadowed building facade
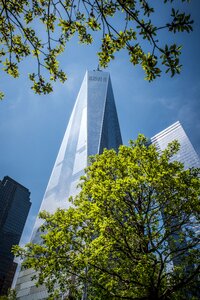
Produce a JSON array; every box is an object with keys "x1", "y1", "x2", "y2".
[
  {"x1": 0, "y1": 176, "x2": 31, "y2": 295},
  {"x1": 15, "y1": 70, "x2": 122, "y2": 299}
]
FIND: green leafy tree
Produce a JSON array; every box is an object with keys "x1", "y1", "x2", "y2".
[
  {"x1": 14, "y1": 136, "x2": 200, "y2": 300},
  {"x1": 0, "y1": 0, "x2": 194, "y2": 99},
  {"x1": 0, "y1": 289, "x2": 17, "y2": 300}
]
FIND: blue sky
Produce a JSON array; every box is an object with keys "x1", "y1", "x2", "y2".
[{"x1": 0, "y1": 1, "x2": 200, "y2": 246}]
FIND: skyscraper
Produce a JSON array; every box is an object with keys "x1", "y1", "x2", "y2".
[
  {"x1": 15, "y1": 70, "x2": 122, "y2": 299},
  {"x1": 151, "y1": 121, "x2": 200, "y2": 293},
  {"x1": 151, "y1": 121, "x2": 200, "y2": 168},
  {"x1": 0, "y1": 176, "x2": 31, "y2": 295}
]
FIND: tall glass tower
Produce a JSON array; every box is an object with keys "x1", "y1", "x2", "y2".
[{"x1": 15, "y1": 70, "x2": 122, "y2": 299}]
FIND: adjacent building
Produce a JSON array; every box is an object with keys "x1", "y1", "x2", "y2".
[
  {"x1": 151, "y1": 121, "x2": 200, "y2": 168},
  {"x1": 15, "y1": 70, "x2": 122, "y2": 299},
  {"x1": 0, "y1": 176, "x2": 31, "y2": 295},
  {"x1": 151, "y1": 121, "x2": 200, "y2": 291}
]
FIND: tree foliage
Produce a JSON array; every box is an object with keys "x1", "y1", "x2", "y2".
[
  {"x1": 0, "y1": 289, "x2": 17, "y2": 300},
  {"x1": 14, "y1": 136, "x2": 200, "y2": 300},
  {"x1": 0, "y1": 0, "x2": 194, "y2": 99}
]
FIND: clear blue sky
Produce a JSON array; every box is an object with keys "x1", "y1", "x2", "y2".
[{"x1": 0, "y1": 1, "x2": 200, "y2": 245}]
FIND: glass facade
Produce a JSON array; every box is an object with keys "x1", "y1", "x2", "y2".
[
  {"x1": 15, "y1": 70, "x2": 122, "y2": 299},
  {"x1": 151, "y1": 121, "x2": 200, "y2": 168},
  {"x1": 151, "y1": 121, "x2": 200, "y2": 267},
  {"x1": 0, "y1": 176, "x2": 31, "y2": 295}
]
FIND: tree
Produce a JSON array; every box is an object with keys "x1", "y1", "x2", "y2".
[
  {"x1": 0, "y1": 289, "x2": 17, "y2": 300},
  {"x1": 14, "y1": 136, "x2": 200, "y2": 300},
  {"x1": 0, "y1": 0, "x2": 194, "y2": 99}
]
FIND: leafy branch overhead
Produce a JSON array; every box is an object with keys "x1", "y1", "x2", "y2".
[
  {"x1": 0, "y1": 0, "x2": 194, "y2": 98},
  {"x1": 14, "y1": 136, "x2": 200, "y2": 300}
]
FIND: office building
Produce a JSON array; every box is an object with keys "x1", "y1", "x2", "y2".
[
  {"x1": 0, "y1": 176, "x2": 31, "y2": 295},
  {"x1": 151, "y1": 121, "x2": 200, "y2": 298},
  {"x1": 151, "y1": 121, "x2": 200, "y2": 168},
  {"x1": 15, "y1": 70, "x2": 122, "y2": 299}
]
